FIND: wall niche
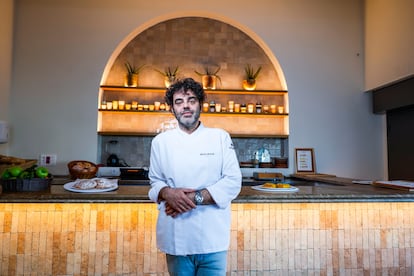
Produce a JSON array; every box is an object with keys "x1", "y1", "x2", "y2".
[
  {"x1": 103, "y1": 16, "x2": 284, "y2": 90},
  {"x1": 98, "y1": 16, "x2": 289, "y2": 168}
]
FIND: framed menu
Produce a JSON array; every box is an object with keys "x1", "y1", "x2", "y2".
[{"x1": 295, "y1": 148, "x2": 316, "y2": 173}]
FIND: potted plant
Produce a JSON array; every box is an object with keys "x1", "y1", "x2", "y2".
[
  {"x1": 195, "y1": 66, "x2": 221, "y2": 90},
  {"x1": 154, "y1": 66, "x2": 179, "y2": 87},
  {"x1": 242, "y1": 64, "x2": 262, "y2": 91},
  {"x1": 124, "y1": 62, "x2": 145, "y2": 87}
]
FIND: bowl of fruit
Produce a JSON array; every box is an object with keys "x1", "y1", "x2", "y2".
[{"x1": 0, "y1": 165, "x2": 52, "y2": 192}]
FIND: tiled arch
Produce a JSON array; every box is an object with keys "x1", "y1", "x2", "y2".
[{"x1": 101, "y1": 15, "x2": 287, "y2": 91}]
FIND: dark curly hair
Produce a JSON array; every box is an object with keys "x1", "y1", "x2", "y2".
[{"x1": 165, "y1": 78, "x2": 206, "y2": 106}]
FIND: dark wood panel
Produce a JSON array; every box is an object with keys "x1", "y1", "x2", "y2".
[
  {"x1": 387, "y1": 105, "x2": 414, "y2": 180},
  {"x1": 371, "y1": 75, "x2": 414, "y2": 114}
]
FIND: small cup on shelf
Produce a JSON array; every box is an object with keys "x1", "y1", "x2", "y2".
[
  {"x1": 215, "y1": 103, "x2": 222, "y2": 112},
  {"x1": 234, "y1": 103, "x2": 241, "y2": 113},
  {"x1": 118, "y1": 100, "x2": 125, "y2": 110},
  {"x1": 247, "y1": 103, "x2": 254, "y2": 113},
  {"x1": 203, "y1": 102, "x2": 209, "y2": 112},
  {"x1": 240, "y1": 104, "x2": 247, "y2": 113},
  {"x1": 228, "y1": 101, "x2": 234, "y2": 112}
]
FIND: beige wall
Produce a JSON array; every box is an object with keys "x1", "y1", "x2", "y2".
[
  {"x1": 0, "y1": 0, "x2": 13, "y2": 155},
  {"x1": 9, "y1": 0, "x2": 386, "y2": 179},
  {"x1": 365, "y1": 0, "x2": 414, "y2": 90}
]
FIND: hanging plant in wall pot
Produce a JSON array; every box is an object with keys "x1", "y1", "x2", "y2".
[
  {"x1": 154, "y1": 66, "x2": 179, "y2": 88},
  {"x1": 124, "y1": 62, "x2": 145, "y2": 87},
  {"x1": 195, "y1": 66, "x2": 221, "y2": 90},
  {"x1": 242, "y1": 64, "x2": 262, "y2": 91}
]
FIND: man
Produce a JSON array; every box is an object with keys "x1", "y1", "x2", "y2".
[{"x1": 148, "y1": 78, "x2": 242, "y2": 275}]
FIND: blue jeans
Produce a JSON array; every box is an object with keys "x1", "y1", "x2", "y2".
[{"x1": 166, "y1": 251, "x2": 227, "y2": 276}]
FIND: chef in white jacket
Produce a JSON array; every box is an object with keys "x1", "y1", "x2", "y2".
[{"x1": 148, "y1": 78, "x2": 242, "y2": 275}]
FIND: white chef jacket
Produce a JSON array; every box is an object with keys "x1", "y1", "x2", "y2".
[{"x1": 148, "y1": 123, "x2": 242, "y2": 255}]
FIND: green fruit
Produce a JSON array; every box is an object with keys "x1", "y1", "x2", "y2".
[
  {"x1": 35, "y1": 166, "x2": 49, "y2": 179},
  {"x1": 19, "y1": 171, "x2": 31, "y2": 179},
  {"x1": 1, "y1": 169, "x2": 11, "y2": 180},
  {"x1": 9, "y1": 166, "x2": 23, "y2": 177}
]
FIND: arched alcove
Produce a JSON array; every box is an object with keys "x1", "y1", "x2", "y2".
[
  {"x1": 97, "y1": 15, "x2": 289, "y2": 168},
  {"x1": 101, "y1": 15, "x2": 287, "y2": 91}
]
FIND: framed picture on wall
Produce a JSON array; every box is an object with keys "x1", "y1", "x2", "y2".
[{"x1": 295, "y1": 148, "x2": 316, "y2": 174}]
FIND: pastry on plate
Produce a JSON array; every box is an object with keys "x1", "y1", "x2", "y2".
[{"x1": 72, "y1": 179, "x2": 98, "y2": 190}]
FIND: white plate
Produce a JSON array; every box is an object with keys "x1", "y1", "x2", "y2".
[
  {"x1": 64, "y1": 179, "x2": 118, "y2": 193},
  {"x1": 352, "y1": 180, "x2": 373, "y2": 185},
  {"x1": 251, "y1": 184, "x2": 299, "y2": 193}
]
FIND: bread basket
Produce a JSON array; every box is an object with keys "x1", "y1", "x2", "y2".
[
  {"x1": 0, "y1": 154, "x2": 37, "y2": 175},
  {"x1": 67, "y1": 160, "x2": 98, "y2": 179}
]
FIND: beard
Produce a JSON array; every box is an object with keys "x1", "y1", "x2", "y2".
[{"x1": 175, "y1": 107, "x2": 201, "y2": 132}]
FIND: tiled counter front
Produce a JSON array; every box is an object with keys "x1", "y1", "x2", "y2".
[{"x1": 0, "y1": 202, "x2": 413, "y2": 275}]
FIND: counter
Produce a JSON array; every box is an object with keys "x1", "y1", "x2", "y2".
[
  {"x1": 1, "y1": 174, "x2": 413, "y2": 203},
  {"x1": 1, "y1": 174, "x2": 414, "y2": 274}
]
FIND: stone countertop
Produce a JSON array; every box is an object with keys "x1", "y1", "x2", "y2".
[{"x1": 0, "y1": 175, "x2": 413, "y2": 203}]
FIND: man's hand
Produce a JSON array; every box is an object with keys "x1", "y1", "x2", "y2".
[{"x1": 159, "y1": 187, "x2": 196, "y2": 217}]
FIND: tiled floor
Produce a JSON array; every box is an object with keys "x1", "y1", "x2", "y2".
[{"x1": 0, "y1": 202, "x2": 413, "y2": 275}]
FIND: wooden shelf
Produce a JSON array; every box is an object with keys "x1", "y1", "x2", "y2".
[
  {"x1": 100, "y1": 86, "x2": 166, "y2": 93},
  {"x1": 98, "y1": 109, "x2": 288, "y2": 117},
  {"x1": 98, "y1": 85, "x2": 289, "y2": 137},
  {"x1": 100, "y1": 85, "x2": 288, "y2": 95},
  {"x1": 97, "y1": 131, "x2": 289, "y2": 139}
]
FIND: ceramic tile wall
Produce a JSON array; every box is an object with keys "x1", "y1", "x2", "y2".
[
  {"x1": 99, "y1": 135, "x2": 287, "y2": 167},
  {"x1": 0, "y1": 202, "x2": 413, "y2": 275},
  {"x1": 105, "y1": 17, "x2": 282, "y2": 90},
  {"x1": 98, "y1": 16, "x2": 289, "y2": 167}
]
